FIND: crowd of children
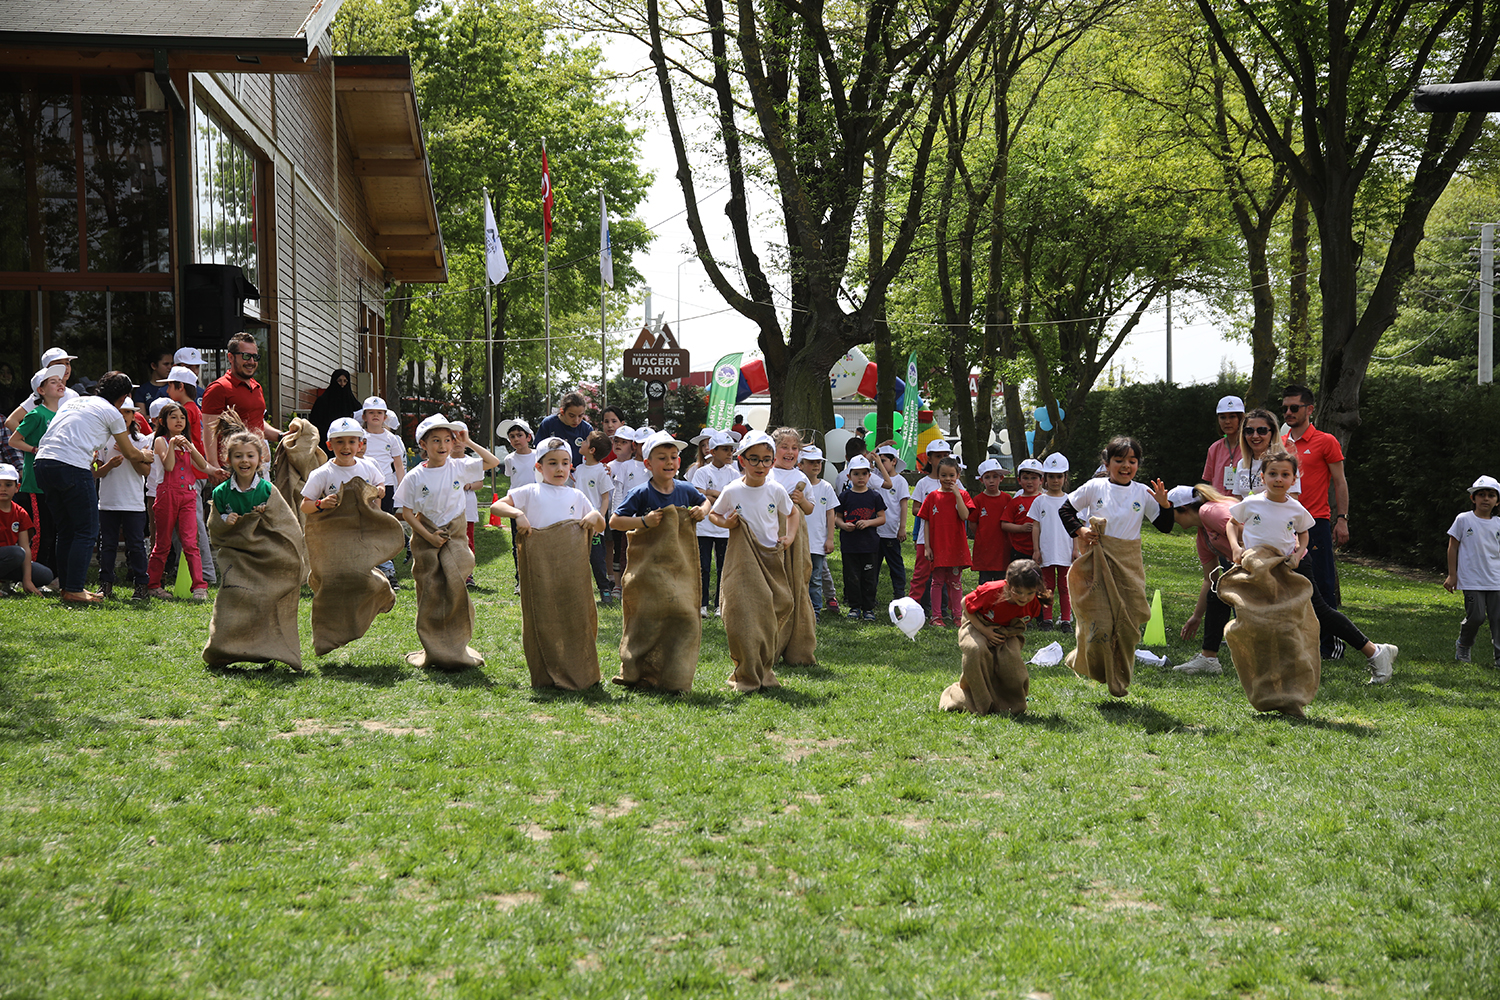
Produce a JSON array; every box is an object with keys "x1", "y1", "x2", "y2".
[{"x1": 6, "y1": 363, "x2": 1499, "y2": 715}]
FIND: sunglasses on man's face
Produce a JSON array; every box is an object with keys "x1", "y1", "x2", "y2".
[
  {"x1": 235, "y1": 352, "x2": 260, "y2": 361},
  {"x1": 1282, "y1": 403, "x2": 1305, "y2": 413}
]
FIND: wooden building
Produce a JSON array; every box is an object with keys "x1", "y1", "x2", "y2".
[{"x1": 0, "y1": 1, "x2": 446, "y2": 422}]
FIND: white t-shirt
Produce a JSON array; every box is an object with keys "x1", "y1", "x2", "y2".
[
  {"x1": 1229, "y1": 493, "x2": 1315, "y2": 556},
  {"x1": 35, "y1": 396, "x2": 128, "y2": 469},
  {"x1": 1232, "y1": 457, "x2": 1302, "y2": 500},
  {"x1": 94, "y1": 435, "x2": 146, "y2": 512},
  {"x1": 910, "y1": 476, "x2": 940, "y2": 542},
  {"x1": 713, "y1": 478, "x2": 792, "y2": 549},
  {"x1": 575, "y1": 462, "x2": 616, "y2": 515},
  {"x1": 393, "y1": 456, "x2": 485, "y2": 526},
  {"x1": 769, "y1": 466, "x2": 811, "y2": 500},
  {"x1": 691, "y1": 462, "x2": 740, "y2": 539},
  {"x1": 1066, "y1": 478, "x2": 1161, "y2": 541},
  {"x1": 302, "y1": 457, "x2": 388, "y2": 501},
  {"x1": 611, "y1": 458, "x2": 647, "y2": 501},
  {"x1": 804, "y1": 480, "x2": 839, "y2": 552},
  {"x1": 873, "y1": 473, "x2": 910, "y2": 540},
  {"x1": 502, "y1": 450, "x2": 538, "y2": 489},
  {"x1": 145, "y1": 453, "x2": 162, "y2": 499},
  {"x1": 1447, "y1": 511, "x2": 1500, "y2": 591},
  {"x1": 1026, "y1": 493, "x2": 1073, "y2": 567},
  {"x1": 21, "y1": 386, "x2": 80, "y2": 414},
  {"x1": 506, "y1": 482, "x2": 593, "y2": 530},
  {"x1": 460, "y1": 458, "x2": 484, "y2": 522},
  {"x1": 363, "y1": 429, "x2": 405, "y2": 488}
]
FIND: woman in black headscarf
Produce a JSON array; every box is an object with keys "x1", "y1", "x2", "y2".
[{"x1": 308, "y1": 369, "x2": 361, "y2": 454}]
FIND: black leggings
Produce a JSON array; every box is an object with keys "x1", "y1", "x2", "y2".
[{"x1": 698, "y1": 536, "x2": 727, "y2": 608}]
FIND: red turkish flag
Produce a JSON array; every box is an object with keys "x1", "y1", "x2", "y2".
[{"x1": 541, "y1": 144, "x2": 554, "y2": 245}]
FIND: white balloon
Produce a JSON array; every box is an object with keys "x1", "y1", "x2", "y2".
[
  {"x1": 822, "y1": 427, "x2": 855, "y2": 463},
  {"x1": 828, "y1": 347, "x2": 870, "y2": 399},
  {"x1": 997, "y1": 428, "x2": 1012, "y2": 455},
  {"x1": 890, "y1": 597, "x2": 926, "y2": 639}
]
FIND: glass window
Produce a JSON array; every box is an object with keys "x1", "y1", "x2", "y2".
[
  {"x1": 195, "y1": 106, "x2": 260, "y2": 287},
  {"x1": 41, "y1": 288, "x2": 175, "y2": 382},
  {"x1": 0, "y1": 73, "x2": 80, "y2": 272},
  {"x1": 82, "y1": 76, "x2": 170, "y2": 273}
]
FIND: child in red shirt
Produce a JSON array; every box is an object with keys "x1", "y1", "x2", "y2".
[
  {"x1": 962, "y1": 559, "x2": 1045, "y2": 633},
  {"x1": 0, "y1": 462, "x2": 55, "y2": 593},
  {"x1": 1002, "y1": 457, "x2": 1043, "y2": 560},
  {"x1": 916, "y1": 456, "x2": 976, "y2": 627},
  {"x1": 939, "y1": 559, "x2": 1046, "y2": 715},
  {"x1": 972, "y1": 458, "x2": 1012, "y2": 584}
]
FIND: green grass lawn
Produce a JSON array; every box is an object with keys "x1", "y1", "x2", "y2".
[{"x1": 1, "y1": 514, "x2": 1497, "y2": 998}]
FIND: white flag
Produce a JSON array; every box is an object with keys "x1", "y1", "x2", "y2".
[
  {"x1": 599, "y1": 191, "x2": 614, "y2": 288},
  {"x1": 483, "y1": 193, "x2": 509, "y2": 285}
]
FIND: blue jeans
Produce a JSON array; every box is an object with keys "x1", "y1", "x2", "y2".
[
  {"x1": 34, "y1": 459, "x2": 99, "y2": 593},
  {"x1": 878, "y1": 537, "x2": 906, "y2": 598},
  {"x1": 809, "y1": 553, "x2": 827, "y2": 612},
  {"x1": 99, "y1": 509, "x2": 148, "y2": 586}
]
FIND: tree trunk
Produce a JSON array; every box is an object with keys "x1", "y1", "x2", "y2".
[
  {"x1": 1286, "y1": 190, "x2": 1311, "y2": 385},
  {"x1": 385, "y1": 286, "x2": 408, "y2": 418},
  {"x1": 1313, "y1": 191, "x2": 1361, "y2": 451},
  {"x1": 1246, "y1": 235, "x2": 1278, "y2": 408}
]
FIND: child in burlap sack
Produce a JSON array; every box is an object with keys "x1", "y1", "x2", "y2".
[
  {"x1": 204, "y1": 432, "x2": 305, "y2": 669},
  {"x1": 300, "y1": 417, "x2": 405, "y2": 655},
  {"x1": 394, "y1": 415, "x2": 501, "y2": 669},
  {"x1": 1225, "y1": 451, "x2": 1398, "y2": 686},
  {"x1": 1056, "y1": 437, "x2": 1177, "y2": 697},
  {"x1": 608, "y1": 430, "x2": 710, "y2": 691},
  {"x1": 710, "y1": 432, "x2": 800, "y2": 692},
  {"x1": 940, "y1": 559, "x2": 1045, "y2": 715},
  {"x1": 492, "y1": 436, "x2": 607, "y2": 689}
]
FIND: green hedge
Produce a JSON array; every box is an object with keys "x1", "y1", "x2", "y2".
[
  {"x1": 1084, "y1": 380, "x2": 1249, "y2": 493},
  {"x1": 1343, "y1": 374, "x2": 1500, "y2": 570}
]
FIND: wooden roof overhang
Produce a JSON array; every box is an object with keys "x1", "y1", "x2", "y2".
[{"x1": 334, "y1": 56, "x2": 448, "y2": 284}]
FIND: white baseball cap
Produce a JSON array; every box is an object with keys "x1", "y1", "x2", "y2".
[
  {"x1": 0, "y1": 463, "x2": 18, "y2": 482},
  {"x1": 534, "y1": 435, "x2": 573, "y2": 461},
  {"x1": 875, "y1": 444, "x2": 906, "y2": 476},
  {"x1": 148, "y1": 397, "x2": 174, "y2": 419},
  {"x1": 976, "y1": 458, "x2": 1004, "y2": 477},
  {"x1": 1216, "y1": 395, "x2": 1246, "y2": 415},
  {"x1": 799, "y1": 445, "x2": 824, "y2": 462},
  {"x1": 1166, "y1": 485, "x2": 1199, "y2": 508},
  {"x1": 497, "y1": 418, "x2": 533, "y2": 439},
  {"x1": 30, "y1": 365, "x2": 67, "y2": 392},
  {"x1": 640, "y1": 431, "x2": 688, "y2": 458},
  {"x1": 611, "y1": 424, "x2": 637, "y2": 441},
  {"x1": 416, "y1": 414, "x2": 464, "y2": 441},
  {"x1": 119, "y1": 396, "x2": 137, "y2": 411},
  {"x1": 708, "y1": 431, "x2": 736, "y2": 450},
  {"x1": 689, "y1": 430, "x2": 713, "y2": 447},
  {"x1": 40, "y1": 347, "x2": 77, "y2": 367},
  {"x1": 846, "y1": 454, "x2": 873, "y2": 471},
  {"x1": 326, "y1": 416, "x2": 367, "y2": 441},
  {"x1": 154, "y1": 365, "x2": 198, "y2": 387},
  {"x1": 1468, "y1": 475, "x2": 1500, "y2": 495},
  {"x1": 736, "y1": 430, "x2": 775, "y2": 456},
  {"x1": 1017, "y1": 458, "x2": 1044, "y2": 475},
  {"x1": 925, "y1": 439, "x2": 952, "y2": 455},
  {"x1": 633, "y1": 425, "x2": 656, "y2": 443},
  {"x1": 1041, "y1": 453, "x2": 1070, "y2": 474},
  {"x1": 359, "y1": 395, "x2": 388, "y2": 412}
]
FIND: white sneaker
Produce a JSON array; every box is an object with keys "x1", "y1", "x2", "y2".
[
  {"x1": 1367, "y1": 643, "x2": 1398, "y2": 684},
  {"x1": 700, "y1": 606, "x2": 710, "y2": 619},
  {"x1": 1173, "y1": 654, "x2": 1223, "y2": 676}
]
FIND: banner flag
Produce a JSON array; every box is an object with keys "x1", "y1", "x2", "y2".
[
  {"x1": 483, "y1": 194, "x2": 509, "y2": 285},
  {"x1": 599, "y1": 191, "x2": 614, "y2": 288},
  {"x1": 541, "y1": 143, "x2": 554, "y2": 245},
  {"x1": 707, "y1": 353, "x2": 743, "y2": 429},
  {"x1": 898, "y1": 354, "x2": 920, "y2": 470}
]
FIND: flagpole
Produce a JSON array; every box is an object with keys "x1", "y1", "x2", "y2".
[
  {"x1": 482, "y1": 186, "x2": 495, "y2": 455},
  {"x1": 600, "y1": 284, "x2": 607, "y2": 409},
  {"x1": 542, "y1": 138, "x2": 552, "y2": 411},
  {"x1": 599, "y1": 188, "x2": 608, "y2": 409}
]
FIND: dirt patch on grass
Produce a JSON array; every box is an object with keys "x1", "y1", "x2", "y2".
[
  {"x1": 272, "y1": 719, "x2": 430, "y2": 738},
  {"x1": 358, "y1": 720, "x2": 430, "y2": 736},
  {"x1": 892, "y1": 816, "x2": 930, "y2": 835},
  {"x1": 590, "y1": 796, "x2": 637, "y2": 819},
  {"x1": 519, "y1": 823, "x2": 552, "y2": 841},
  {"x1": 482, "y1": 892, "x2": 540, "y2": 911},
  {"x1": 767, "y1": 733, "x2": 851, "y2": 763},
  {"x1": 1078, "y1": 880, "x2": 1163, "y2": 912}
]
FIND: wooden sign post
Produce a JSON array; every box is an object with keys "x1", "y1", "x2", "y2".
[{"x1": 622, "y1": 324, "x2": 689, "y2": 430}]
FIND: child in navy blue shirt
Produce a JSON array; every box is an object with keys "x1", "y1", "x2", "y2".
[
  {"x1": 610, "y1": 431, "x2": 712, "y2": 531},
  {"x1": 835, "y1": 455, "x2": 886, "y2": 622}
]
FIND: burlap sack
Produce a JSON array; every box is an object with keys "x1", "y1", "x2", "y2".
[
  {"x1": 405, "y1": 513, "x2": 483, "y2": 670},
  {"x1": 516, "y1": 520, "x2": 601, "y2": 690},
  {"x1": 721, "y1": 515, "x2": 801, "y2": 693},
  {"x1": 781, "y1": 513, "x2": 818, "y2": 665},
  {"x1": 1218, "y1": 545, "x2": 1321, "y2": 716},
  {"x1": 1065, "y1": 517, "x2": 1149, "y2": 697},
  {"x1": 940, "y1": 621, "x2": 1029, "y2": 715},
  {"x1": 615, "y1": 506, "x2": 701, "y2": 691},
  {"x1": 304, "y1": 477, "x2": 405, "y2": 656},
  {"x1": 271, "y1": 417, "x2": 324, "y2": 581},
  {"x1": 202, "y1": 486, "x2": 306, "y2": 669}
]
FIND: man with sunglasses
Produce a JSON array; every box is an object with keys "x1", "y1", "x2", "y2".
[
  {"x1": 202, "y1": 332, "x2": 283, "y2": 476},
  {"x1": 1281, "y1": 383, "x2": 1349, "y2": 657}
]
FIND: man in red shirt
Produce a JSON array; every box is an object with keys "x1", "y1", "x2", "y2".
[
  {"x1": 202, "y1": 332, "x2": 282, "y2": 473},
  {"x1": 1281, "y1": 383, "x2": 1349, "y2": 656}
]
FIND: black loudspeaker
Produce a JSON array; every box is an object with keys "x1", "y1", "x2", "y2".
[{"x1": 181, "y1": 264, "x2": 261, "y2": 350}]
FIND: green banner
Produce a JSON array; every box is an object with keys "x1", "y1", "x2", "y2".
[
  {"x1": 706, "y1": 352, "x2": 743, "y2": 430},
  {"x1": 899, "y1": 354, "x2": 919, "y2": 470}
]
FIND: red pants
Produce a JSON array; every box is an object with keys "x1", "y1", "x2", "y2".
[
  {"x1": 929, "y1": 566, "x2": 963, "y2": 623},
  {"x1": 467, "y1": 521, "x2": 476, "y2": 552},
  {"x1": 908, "y1": 541, "x2": 932, "y2": 603},
  {"x1": 147, "y1": 483, "x2": 204, "y2": 589},
  {"x1": 1041, "y1": 564, "x2": 1071, "y2": 621}
]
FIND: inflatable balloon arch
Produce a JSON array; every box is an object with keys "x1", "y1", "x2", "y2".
[{"x1": 730, "y1": 347, "x2": 1062, "y2": 468}]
